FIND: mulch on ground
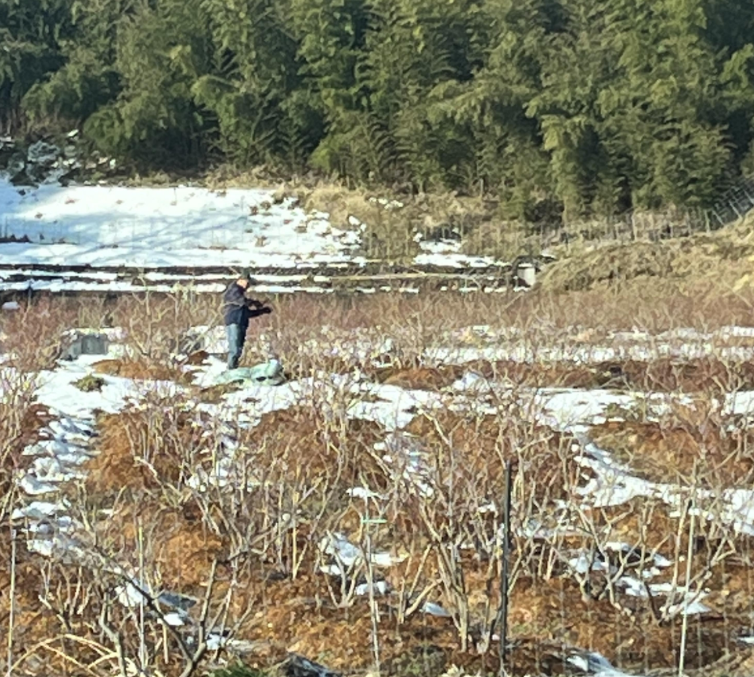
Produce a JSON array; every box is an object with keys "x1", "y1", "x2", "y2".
[
  {"x1": 92, "y1": 357, "x2": 193, "y2": 383},
  {"x1": 85, "y1": 406, "x2": 209, "y2": 496},
  {"x1": 375, "y1": 365, "x2": 466, "y2": 391},
  {"x1": 243, "y1": 406, "x2": 389, "y2": 491},
  {"x1": 591, "y1": 419, "x2": 754, "y2": 487},
  {"x1": 471, "y1": 356, "x2": 754, "y2": 392}
]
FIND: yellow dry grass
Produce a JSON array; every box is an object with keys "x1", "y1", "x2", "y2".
[{"x1": 541, "y1": 229, "x2": 754, "y2": 293}]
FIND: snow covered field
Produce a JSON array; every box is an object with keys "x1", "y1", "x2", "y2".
[
  {"x1": 0, "y1": 180, "x2": 361, "y2": 267},
  {"x1": 5, "y1": 311, "x2": 754, "y2": 675},
  {"x1": 0, "y1": 180, "x2": 504, "y2": 282}
]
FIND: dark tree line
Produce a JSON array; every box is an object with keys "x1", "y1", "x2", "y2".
[{"x1": 2, "y1": 0, "x2": 754, "y2": 222}]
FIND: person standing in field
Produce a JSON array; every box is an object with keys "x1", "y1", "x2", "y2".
[{"x1": 223, "y1": 270, "x2": 272, "y2": 370}]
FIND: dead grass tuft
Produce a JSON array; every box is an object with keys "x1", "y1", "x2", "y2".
[
  {"x1": 542, "y1": 231, "x2": 754, "y2": 293},
  {"x1": 300, "y1": 184, "x2": 378, "y2": 228},
  {"x1": 301, "y1": 184, "x2": 420, "y2": 261},
  {"x1": 73, "y1": 373, "x2": 105, "y2": 392},
  {"x1": 541, "y1": 241, "x2": 678, "y2": 292}
]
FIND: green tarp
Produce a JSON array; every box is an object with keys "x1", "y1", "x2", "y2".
[{"x1": 213, "y1": 359, "x2": 285, "y2": 386}]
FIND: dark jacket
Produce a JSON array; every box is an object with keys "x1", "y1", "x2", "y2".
[{"x1": 223, "y1": 282, "x2": 266, "y2": 328}]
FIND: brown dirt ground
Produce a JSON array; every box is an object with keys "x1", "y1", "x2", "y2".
[
  {"x1": 590, "y1": 420, "x2": 754, "y2": 486},
  {"x1": 585, "y1": 499, "x2": 688, "y2": 552},
  {"x1": 402, "y1": 410, "x2": 580, "y2": 504},
  {"x1": 2, "y1": 531, "x2": 750, "y2": 677},
  {"x1": 375, "y1": 365, "x2": 467, "y2": 391},
  {"x1": 243, "y1": 407, "x2": 389, "y2": 491},
  {"x1": 183, "y1": 349, "x2": 210, "y2": 365},
  {"x1": 92, "y1": 498, "x2": 226, "y2": 590},
  {"x1": 85, "y1": 406, "x2": 209, "y2": 496},
  {"x1": 577, "y1": 499, "x2": 754, "y2": 624},
  {"x1": 471, "y1": 357, "x2": 754, "y2": 392},
  {"x1": 183, "y1": 552, "x2": 746, "y2": 676},
  {"x1": 0, "y1": 402, "x2": 52, "y2": 451},
  {"x1": 1, "y1": 402, "x2": 52, "y2": 497},
  {"x1": 92, "y1": 357, "x2": 193, "y2": 384},
  {"x1": 0, "y1": 537, "x2": 109, "y2": 676},
  {"x1": 193, "y1": 381, "x2": 244, "y2": 403},
  {"x1": 282, "y1": 354, "x2": 365, "y2": 380},
  {"x1": 282, "y1": 354, "x2": 754, "y2": 394},
  {"x1": 9, "y1": 380, "x2": 754, "y2": 676},
  {"x1": 507, "y1": 576, "x2": 737, "y2": 672}
]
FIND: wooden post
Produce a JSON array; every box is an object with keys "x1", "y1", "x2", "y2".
[
  {"x1": 362, "y1": 514, "x2": 387, "y2": 674},
  {"x1": 497, "y1": 460, "x2": 513, "y2": 676},
  {"x1": 678, "y1": 497, "x2": 696, "y2": 677}
]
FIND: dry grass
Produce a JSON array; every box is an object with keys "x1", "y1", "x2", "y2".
[
  {"x1": 0, "y1": 296, "x2": 81, "y2": 371},
  {"x1": 295, "y1": 182, "x2": 536, "y2": 263},
  {"x1": 271, "y1": 181, "x2": 511, "y2": 262},
  {"x1": 460, "y1": 220, "x2": 534, "y2": 261},
  {"x1": 298, "y1": 183, "x2": 420, "y2": 261},
  {"x1": 14, "y1": 277, "x2": 754, "y2": 350},
  {"x1": 541, "y1": 230, "x2": 754, "y2": 293},
  {"x1": 262, "y1": 282, "x2": 754, "y2": 339},
  {"x1": 8, "y1": 285, "x2": 754, "y2": 676}
]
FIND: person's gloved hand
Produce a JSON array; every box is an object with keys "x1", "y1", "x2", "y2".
[{"x1": 260, "y1": 306, "x2": 273, "y2": 315}]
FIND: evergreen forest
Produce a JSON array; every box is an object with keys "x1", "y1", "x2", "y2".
[{"x1": 2, "y1": 0, "x2": 754, "y2": 222}]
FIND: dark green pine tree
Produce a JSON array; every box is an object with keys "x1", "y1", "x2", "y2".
[
  {"x1": 194, "y1": 0, "x2": 317, "y2": 169},
  {"x1": 0, "y1": 0, "x2": 73, "y2": 133},
  {"x1": 23, "y1": 0, "x2": 130, "y2": 128}
]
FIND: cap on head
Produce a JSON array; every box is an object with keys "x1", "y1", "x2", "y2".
[{"x1": 239, "y1": 268, "x2": 254, "y2": 284}]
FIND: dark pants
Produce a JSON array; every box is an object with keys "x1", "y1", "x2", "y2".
[{"x1": 226, "y1": 323, "x2": 246, "y2": 369}]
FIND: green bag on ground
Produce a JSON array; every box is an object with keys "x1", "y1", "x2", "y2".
[{"x1": 214, "y1": 359, "x2": 285, "y2": 386}]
